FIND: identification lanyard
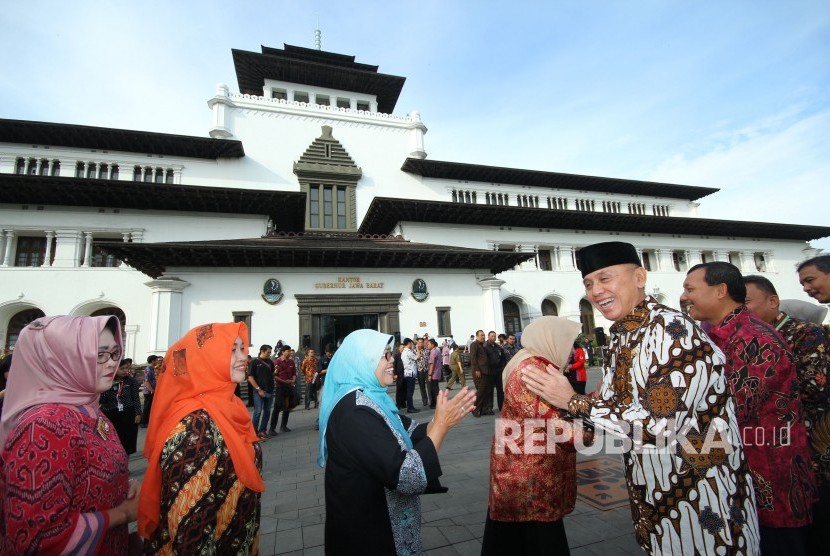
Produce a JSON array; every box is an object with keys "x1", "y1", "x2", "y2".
[{"x1": 116, "y1": 381, "x2": 124, "y2": 412}]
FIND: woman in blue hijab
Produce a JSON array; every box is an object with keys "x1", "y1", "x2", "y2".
[{"x1": 318, "y1": 329, "x2": 475, "y2": 555}]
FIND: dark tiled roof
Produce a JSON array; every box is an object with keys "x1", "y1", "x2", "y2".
[
  {"x1": 0, "y1": 174, "x2": 304, "y2": 232},
  {"x1": 97, "y1": 233, "x2": 533, "y2": 278},
  {"x1": 401, "y1": 158, "x2": 718, "y2": 201},
  {"x1": 359, "y1": 197, "x2": 830, "y2": 241},
  {"x1": 0, "y1": 119, "x2": 244, "y2": 159},
  {"x1": 232, "y1": 45, "x2": 405, "y2": 114}
]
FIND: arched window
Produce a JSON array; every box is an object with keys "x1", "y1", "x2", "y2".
[
  {"x1": 579, "y1": 299, "x2": 595, "y2": 336},
  {"x1": 541, "y1": 299, "x2": 559, "y2": 316},
  {"x1": 5, "y1": 308, "x2": 46, "y2": 351},
  {"x1": 502, "y1": 299, "x2": 522, "y2": 334}
]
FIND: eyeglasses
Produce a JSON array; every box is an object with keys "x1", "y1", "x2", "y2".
[{"x1": 97, "y1": 348, "x2": 122, "y2": 364}]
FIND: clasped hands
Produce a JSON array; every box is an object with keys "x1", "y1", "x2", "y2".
[{"x1": 520, "y1": 364, "x2": 576, "y2": 409}]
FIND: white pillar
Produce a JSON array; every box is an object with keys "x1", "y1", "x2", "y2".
[
  {"x1": 145, "y1": 277, "x2": 191, "y2": 354},
  {"x1": 123, "y1": 324, "x2": 140, "y2": 362},
  {"x1": 478, "y1": 276, "x2": 506, "y2": 335},
  {"x1": 208, "y1": 83, "x2": 235, "y2": 139},
  {"x1": 687, "y1": 249, "x2": 702, "y2": 267},
  {"x1": 713, "y1": 250, "x2": 729, "y2": 262},
  {"x1": 558, "y1": 246, "x2": 576, "y2": 272},
  {"x1": 1, "y1": 231, "x2": 15, "y2": 267},
  {"x1": 408, "y1": 111, "x2": 428, "y2": 159},
  {"x1": 52, "y1": 230, "x2": 84, "y2": 268},
  {"x1": 42, "y1": 231, "x2": 55, "y2": 267},
  {"x1": 739, "y1": 251, "x2": 755, "y2": 274},
  {"x1": 81, "y1": 232, "x2": 93, "y2": 267},
  {"x1": 120, "y1": 232, "x2": 131, "y2": 268},
  {"x1": 517, "y1": 245, "x2": 536, "y2": 271},
  {"x1": 656, "y1": 249, "x2": 673, "y2": 271},
  {"x1": 764, "y1": 250, "x2": 776, "y2": 272},
  {"x1": 60, "y1": 158, "x2": 77, "y2": 177}
]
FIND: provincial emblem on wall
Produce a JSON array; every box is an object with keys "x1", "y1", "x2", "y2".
[
  {"x1": 262, "y1": 278, "x2": 284, "y2": 304},
  {"x1": 411, "y1": 278, "x2": 429, "y2": 302}
]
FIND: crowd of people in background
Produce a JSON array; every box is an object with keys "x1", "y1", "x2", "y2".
[{"x1": 0, "y1": 251, "x2": 828, "y2": 554}]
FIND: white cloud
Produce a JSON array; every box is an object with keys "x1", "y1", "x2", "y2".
[{"x1": 648, "y1": 104, "x2": 830, "y2": 249}]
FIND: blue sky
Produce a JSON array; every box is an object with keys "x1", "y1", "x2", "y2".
[{"x1": 2, "y1": 1, "x2": 828, "y2": 249}]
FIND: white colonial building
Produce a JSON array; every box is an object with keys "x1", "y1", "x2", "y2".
[{"x1": 1, "y1": 43, "x2": 827, "y2": 357}]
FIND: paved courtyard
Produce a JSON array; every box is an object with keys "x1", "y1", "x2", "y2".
[{"x1": 129, "y1": 368, "x2": 643, "y2": 555}]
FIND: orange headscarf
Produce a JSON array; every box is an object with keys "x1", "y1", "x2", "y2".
[{"x1": 138, "y1": 322, "x2": 264, "y2": 538}]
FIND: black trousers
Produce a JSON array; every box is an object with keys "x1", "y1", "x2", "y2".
[
  {"x1": 405, "y1": 377, "x2": 417, "y2": 410},
  {"x1": 760, "y1": 524, "x2": 809, "y2": 556},
  {"x1": 482, "y1": 509, "x2": 569, "y2": 555},
  {"x1": 493, "y1": 369, "x2": 504, "y2": 411},
  {"x1": 269, "y1": 384, "x2": 292, "y2": 431},
  {"x1": 428, "y1": 379, "x2": 440, "y2": 408},
  {"x1": 395, "y1": 376, "x2": 407, "y2": 408},
  {"x1": 808, "y1": 486, "x2": 830, "y2": 555},
  {"x1": 417, "y1": 371, "x2": 429, "y2": 406},
  {"x1": 140, "y1": 393, "x2": 153, "y2": 425},
  {"x1": 103, "y1": 406, "x2": 139, "y2": 455},
  {"x1": 474, "y1": 372, "x2": 494, "y2": 414}
]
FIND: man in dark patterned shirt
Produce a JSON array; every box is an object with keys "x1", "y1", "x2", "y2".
[
  {"x1": 744, "y1": 274, "x2": 830, "y2": 553},
  {"x1": 523, "y1": 241, "x2": 759, "y2": 555},
  {"x1": 682, "y1": 262, "x2": 816, "y2": 555}
]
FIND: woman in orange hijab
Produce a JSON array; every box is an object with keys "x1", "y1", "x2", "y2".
[{"x1": 138, "y1": 322, "x2": 265, "y2": 554}]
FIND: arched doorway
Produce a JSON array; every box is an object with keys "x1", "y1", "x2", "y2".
[
  {"x1": 541, "y1": 299, "x2": 559, "y2": 316},
  {"x1": 502, "y1": 299, "x2": 522, "y2": 334},
  {"x1": 579, "y1": 299, "x2": 595, "y2": 337},
  {"x1": 90, "y1": 307, "x2": 127, "y2": 341},
  {"x1": 5, "y1": 308, "x2": 46, "y2": 351}
]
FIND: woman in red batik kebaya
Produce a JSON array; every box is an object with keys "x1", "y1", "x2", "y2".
[
  {"x1": 483, "y1": 316, "x2": 586, "y2": 555},
  {"x1": 0, "y1": 315, "x2": 139, "y2": 555}
]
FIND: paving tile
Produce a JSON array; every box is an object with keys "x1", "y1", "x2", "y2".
[
  {"x1": 422, "y1": 525, "x2": 450, "y2": 550},
  {"x1": 439, "y1": 524, "x2": 475, "y2": 544},
  {"x1": 301, "y1": 523, "x2": 325, "y2": 548},
  {"x1": 127, "y1": 371, "x2": 644, "y2": 556},
  {"x1": 274, "y1": 527, "x2": 303, "y2": 554},
  {"x1": 451, "y1": 539, "x2": 483, "y2": 556}
]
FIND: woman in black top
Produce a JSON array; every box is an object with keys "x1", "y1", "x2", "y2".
[
  {"x1": 318, "y1": 330, "x2": 476, "y2": 554},
  {"x1": 99, "y1": 358, "x2": 142, "y2": 454}
]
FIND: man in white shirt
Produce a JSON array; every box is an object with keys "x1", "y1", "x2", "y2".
[{"x1": 401, "y1": 338, "x2": 419, "y2": 414}]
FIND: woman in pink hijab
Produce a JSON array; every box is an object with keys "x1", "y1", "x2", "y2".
[{"x1": 0, "y1": 315, "x2": 140, "y2": 555}]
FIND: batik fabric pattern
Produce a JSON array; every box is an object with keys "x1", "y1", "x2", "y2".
[
  {"x1": 1, "y1": 404, "x2": 129, "y2": 555},
  {"x1": 143, "y1": 409, "x2": 262, "y2": 555},
  {"x1": 709, "y1": 306, "x2": 816, "y2": 527},
  {"x1": 489, "y1": 356, "x2": 578, "y2": 521},
  {"x1": 774, "y1": 313, "x2": 830, "y2": 487},
  {"x1": 568, "y1": 296, "x2": 759, "y2": 555}
]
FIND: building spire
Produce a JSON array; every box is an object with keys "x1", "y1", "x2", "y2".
[{"x1": 315, "y1": 19, "x2": 322, "y2": 50}]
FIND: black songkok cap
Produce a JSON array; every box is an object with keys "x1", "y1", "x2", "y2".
[{"x1": 579, "y1": 241, "x2": 642, "y2": 278}]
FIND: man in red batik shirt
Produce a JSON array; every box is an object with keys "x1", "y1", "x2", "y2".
[{"x1": 682, "y1": 262, "x2": 816, "y2": 556}]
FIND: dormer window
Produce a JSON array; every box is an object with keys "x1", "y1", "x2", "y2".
[
  {"x1": 271, "y1": 88, "x2": 287, "y2": 100},
  {"x1": 294, "y1": 126, "x2": 361, "y2": 232},
  {"x1": 336, "y1": 97, "x2": 350, "y2": 108},
  {"x1": 294, "y1": 91, "x2": 309, "y2": 103},
  {"x1": 316, "y1": 94, "x2": 330, "y2": 106},
  {"x1": 356, "y1": 100, "x2": 369, "y2": 111}
]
